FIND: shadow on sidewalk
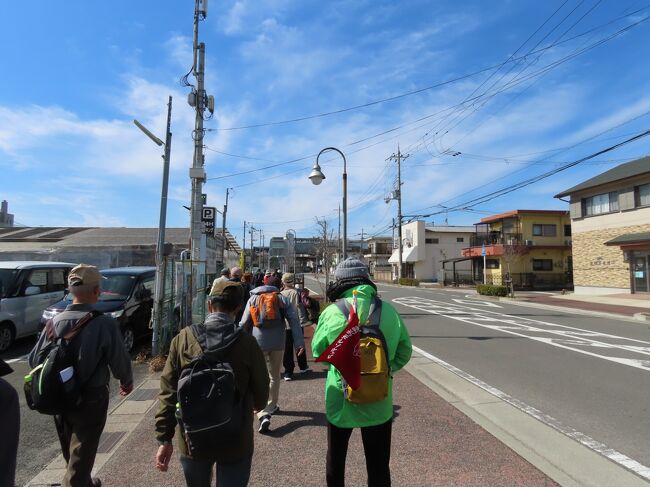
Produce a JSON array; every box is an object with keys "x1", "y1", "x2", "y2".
[{"x1": 266, "y1": 410, "x2": 327, "y2": 437}]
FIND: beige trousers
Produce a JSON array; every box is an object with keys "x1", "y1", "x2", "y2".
[{"x1": 257, "y1": 349, "x2": 284, "y2": 418}]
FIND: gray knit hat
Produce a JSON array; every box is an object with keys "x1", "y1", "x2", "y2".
[{"x1": 335, "y1": 257, "x2": 369, "y2": 280}]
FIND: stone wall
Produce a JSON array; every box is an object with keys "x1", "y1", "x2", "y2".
[{"x1": 572, "y1": 223, "x2": 650, "y2": 289}]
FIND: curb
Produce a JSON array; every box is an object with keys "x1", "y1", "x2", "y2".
[
  {"x1": 405, "y1": 350, "x2": 650, "y2": 487},
  {"x1": 25, "y1": 372, "x2": 161, "y2": 487}
]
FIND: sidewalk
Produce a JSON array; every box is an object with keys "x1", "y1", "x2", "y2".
[
  {"x1": 497, "y1": 291, "x2": 650, "y2": 321},
  {"x1": 28, "y1": 326, "x2": 561, "y2": 487}
]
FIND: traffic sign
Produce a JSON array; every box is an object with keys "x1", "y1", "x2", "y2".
[
  {"x1": 202, "y1": 207, "x2": 216, "y2": 235},
  {"x1": 481, "y1": 244, "x2": 486, "y2": 256}
]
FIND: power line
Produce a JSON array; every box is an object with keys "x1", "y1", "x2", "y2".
[
  {"x1": 209, "y1": 6, "x2": 649, "y2": 132},
  {"x1": 410, "y1": 128, "x2": 650, "y2": 216}
]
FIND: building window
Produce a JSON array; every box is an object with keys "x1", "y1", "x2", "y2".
[
  {"x1": 564, "y1": 225, "x2": 571, "y2": 237},
  {"x1": 635, "y1": 183, "x2": 650, "y2": 207},
  {"x1": 582, "y1": 191, "x2": 619, "y2": 216},
  {"x1": 456, "y1": 237, "x2": 464, "y2": 243},
  {"x1": 426, "y1": 238, "x2": 439, "y2": 244},
  {"x1": 486, "y1": 259, "x2": 500, "y2": 269},
  {"x1": 532, "y1": 259, "x2": 553, "y2": 271},
  {"x1": 532, "y1": 224, "x2": 557, "y2": 237}
]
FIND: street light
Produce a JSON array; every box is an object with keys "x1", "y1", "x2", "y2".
[
  {"x1": 309, "y1": 147, "x2": 347, "y2": 260},
  {"x1": 133, "y1": 95, "x2": 172, "y2": 356}
]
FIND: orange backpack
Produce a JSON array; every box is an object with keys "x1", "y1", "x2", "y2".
[{"x1": 250, "y1": 292, "x2": 283, "y2": 327}]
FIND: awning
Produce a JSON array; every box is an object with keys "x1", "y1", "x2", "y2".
[
  {"x1": 388, "y1": 246, "x2": 418, "y2": 263},
  {"x1": 605, "y1": 232, "x2": 650, "y2": 246}
]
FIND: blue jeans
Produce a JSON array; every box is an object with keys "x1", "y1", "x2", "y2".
[{"x1": 180, "y1": 455, "x2": 252, "y2": 487}]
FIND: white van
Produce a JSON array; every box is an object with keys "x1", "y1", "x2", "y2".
[{"x1": 0, "y1": 261, "x2": 76, "y2": 352}]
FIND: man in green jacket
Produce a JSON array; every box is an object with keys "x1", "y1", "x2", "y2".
[
  {"x1": 312, "y1": 258, "x2": 412, "y2": 487},
  {"x1": 155, "y1": 280, "x2": 269, "y2": 486}
]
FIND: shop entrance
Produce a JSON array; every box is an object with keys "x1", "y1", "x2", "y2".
[{"x1": 632, "y1": 255, "x2": 649, "y2": 293}]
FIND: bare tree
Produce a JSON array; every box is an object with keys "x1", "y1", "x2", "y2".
[
  {"x1": 315, "y1": 217, "x2": 336, "y2": 296},
  {"x1": 501, "y1": 244, "x2": 529, "y2": 298}
]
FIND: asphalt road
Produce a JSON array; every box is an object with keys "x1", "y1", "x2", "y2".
[
  {"x1": 305, "y1": 275, "x2": 650, "y2": 479},
  {"x1": 1, "y1": 335, "x2": 151, "y2": 487}
]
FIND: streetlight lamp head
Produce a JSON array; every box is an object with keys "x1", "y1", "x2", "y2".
[{"x1": 308, "y1": 163, "x2": 326, "y2": 185}]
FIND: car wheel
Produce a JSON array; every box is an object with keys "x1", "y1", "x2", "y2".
[
  {"x1": 121, "y1": 326, "x2": 135, "y2": 353},
  {"x1": 0, "y1": 322, "x2": 15, "y2": 353}
]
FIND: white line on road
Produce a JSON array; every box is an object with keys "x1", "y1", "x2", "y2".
[
  {"x1": 394, "y1": 296, "x2": 650, "y2": 371},
  {"x1": 4, "y1": 354, "x2": 28, "y2": 364},
  {"x1": 412, "y1": 345, "x2": 650, "y2": 481}
]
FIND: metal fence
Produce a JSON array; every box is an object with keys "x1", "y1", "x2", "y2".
[{"x1": 443, "y1": 270, "x2": 573, "y2": 290}]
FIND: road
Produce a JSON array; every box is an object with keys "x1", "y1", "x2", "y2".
[
  {"x1": 305, "y1": 275, "x2": 650, "y2": 480},
  {"x1": 1, "y1": 335, "x2": 151, "y2": 487}
]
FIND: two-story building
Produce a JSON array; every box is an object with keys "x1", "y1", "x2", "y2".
[
  {"x1": 364, "y1": 236, "x2": 393, "y2": 280},
  {"x1": 388, "y1": 221, "x2": 474, "y2": 281},
  {"x1": 555, "y1": 156, "x2": 650, "y2": 294},
  {"x1": 462, "y1": 210, "x2": 573, "y2": 289}
]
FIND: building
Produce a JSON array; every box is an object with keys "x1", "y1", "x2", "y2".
[
  {"x1": 364, "y1": 236, "x2": 393, "y2": 280},
  {"x1": 0, "y1": 200, "x2": 14, "y2": 227},
  {"x1": 388, "y1": 221, "x2": 474, "y2": 281},
  {"x1": 555, "y1": 157, "x2": 650, "y2": 294},
  {"x1": 0, "y1": 226, "x2": 241, "y2": 273},
  {"x1": 462, "y1": 210, "x2": 573, "y2": 289}
]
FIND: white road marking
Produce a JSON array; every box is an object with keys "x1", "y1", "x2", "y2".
[
  {"x1": 452, "y1": 298, "x2": 502, "y2": 307},
  {"x1": 393, "y1": 296, "x2": 650, "y2": 372},
  {"x1": 412, "y1": 345, "x2": 650, "y2": 481},
  {"x1": 4, "y1": 354, "x2": 28, "y2": 364}
]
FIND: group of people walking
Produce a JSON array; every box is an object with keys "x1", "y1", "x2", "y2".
[{"x1": 13, "y1": 257, "x2": 412, "y2": 487}]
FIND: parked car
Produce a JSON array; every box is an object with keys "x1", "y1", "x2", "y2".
[
  {"x1": 41, "y1": 266, "x2": 156, "y2": 352},
  {"x1": 0, "y1": 261, "x2": 77, "y2": 352}
]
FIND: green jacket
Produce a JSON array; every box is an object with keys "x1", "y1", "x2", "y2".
[
  {"x1": 155, "y1": 312, "x2": 269, "y2": 463},
  {"x1": 311, "y1": 284, "x2": 412, "y2": 428}
]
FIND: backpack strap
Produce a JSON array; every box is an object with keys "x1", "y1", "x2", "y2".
[
  {"x1": 335, "y1": 296, "x2": 382, "y2": 326},
  {"x1": 46, "y1": 310, "x2": 102, "y2": 342}
]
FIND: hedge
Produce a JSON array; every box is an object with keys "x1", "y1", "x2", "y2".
[
  {"x1": 477, "y1": 284, "x2": 508, "y2": 297},
  {"x1": 398, "y1": 278, "x2": 420, "y2": 287}
]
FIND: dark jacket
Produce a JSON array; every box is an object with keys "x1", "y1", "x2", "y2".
[
  {"x1": 28, "y1": 303, "x2": 133, "y2": 390},
  {"x1": 155, "y1": 311, "x2": 269, "y2": 462}
]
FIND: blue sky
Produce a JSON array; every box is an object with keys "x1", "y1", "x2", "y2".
[{"x1": 2, "y1": 0, "x2": 650, "y2": 246}]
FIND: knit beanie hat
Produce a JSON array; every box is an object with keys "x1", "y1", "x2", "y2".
[{"x1": 334, "y1": 257, "x2": 369, "y2": 280}]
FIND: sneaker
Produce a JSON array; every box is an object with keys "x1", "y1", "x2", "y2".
[
  {"x1": 258, "y1": 415, "x2": 271, "y2": 433},
  {"x1": 91, "y1": 479, "x2": 102, "y2": 487},
  {"x1": 268, "y1": 405, "x2": 280, "y2": 415},
  {"x1": 297, "y1": 367, "x2": 312, "y2": 374},
  {"x1": 282, "y1": 372, "x2": 293, "y2": 381}
]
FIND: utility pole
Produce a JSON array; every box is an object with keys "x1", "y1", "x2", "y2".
[
  {"x1": 220, "y1": 187, "x2": 229, "y2": 268},
  {"x1": 388, "y1": 146, "x2": 409, "y2": 281},
  {"x1": 360, "y1": 227, "x2": 364, "y2": 259},
  {"x1": 324, "y1": 219, "x2": 329, "y2": 292},
  {"x1": 243, "y1": 220, "x2": 247, "y2": 270},
  {"x1": 258, "y1": 228, "x2": 263, "y2": 269},
  {"x1": 188, "y1": 0, "x2": 212, "y2": 319},
  {"x1": 338, "y1": 204, "x2": 341, "y2": 265}
]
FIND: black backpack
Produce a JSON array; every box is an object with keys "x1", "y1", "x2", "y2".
[
  {"x1": 175, "y1": 323, "x2": 244, "y2": 454},
  {"x1": 24, "y1": 311, "x2": 100, "y2": 415}
]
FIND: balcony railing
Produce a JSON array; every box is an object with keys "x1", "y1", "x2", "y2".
[{"x1": 469, "y1": 233, "x2": 523, "y2": 247}]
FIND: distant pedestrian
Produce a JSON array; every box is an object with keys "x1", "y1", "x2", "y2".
[
  {"x1": 239, "y1": 281, "x2": 305, "y2": 434},
  {"x1": 312, "y1": 257, "x2": 412, "y2": 487},
  {"x1": 0, "y1": 359, "x2": 19, "y2": 487},
  {"x1": 253, "y1": 269, "x2": 264, "y2": 288},
  {"x1": 280, "y1": 273, "x2": 310, "y2": 381},
  {"x1": 229, "y1": 266, "x2": 243, "y2": 282},
  {"x1": 210, "y1": 268, "x2": 231, "y2": 294},
  {"x1": 28, "y1": 264, "x2": 133, "y2": 487},
  {"x1": 155, "y1": 280, "x2": 269, "y2": 487}
]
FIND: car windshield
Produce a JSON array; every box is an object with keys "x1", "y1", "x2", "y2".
[
  {"x1": 0, "y1": 269, "x2": 18, "y2": 298},
  {"x1": 64, "y1": 273, "x2": 136, "y2": 302}
]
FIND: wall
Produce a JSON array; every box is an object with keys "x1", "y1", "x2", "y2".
[
  {"x1": 571, "y1": 224, "x2": 650, "y2": 293},
  {"x1": 520, "y1": 213, "x2": 571, "y2": 245}
]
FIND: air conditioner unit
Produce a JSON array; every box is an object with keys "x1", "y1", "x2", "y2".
[{"x1": 525, "y1": 240, "x2": 534, "y2": 246}]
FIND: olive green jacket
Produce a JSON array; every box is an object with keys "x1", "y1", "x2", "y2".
[{"x1": 155, "y1": 312, "x2": 269, "y2": 462}]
